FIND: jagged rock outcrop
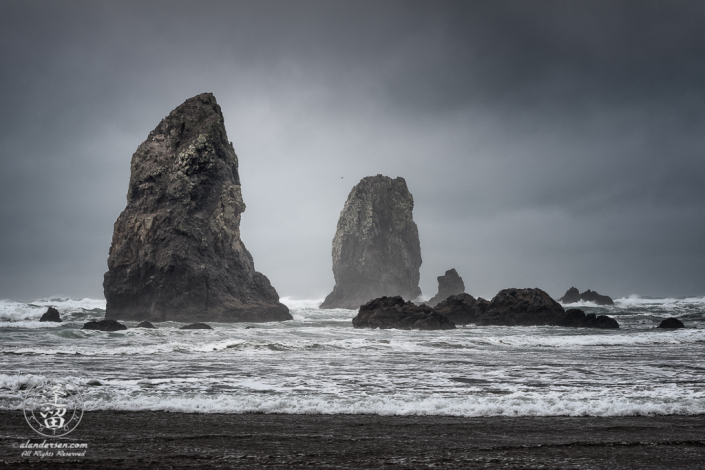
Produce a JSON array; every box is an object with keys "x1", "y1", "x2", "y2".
[
  {"x1": 320, "y1": 175, "x2": 422, "y2": 309},
  {"x1": 559, "y1": 287, "x2": 614, "y2": 306},
  {"x1": 434, "y1": 293, "x2": 489, "y2": 325},
  {"x1": 103, "y1": 93, "x2": 291, "y2": 323},
  {"x1": 39, "y1": 307, "x2": 61, "y2": 322},
  {"x1": 352, "y1": 296, "x2": 455, "y2": 330},
  {"x1": 556, "y1": 309, "x2": 620, "y2": 329},
  {"x1": 427, "y1": 269, "x2": 466, "y2": 307},
  {"x1": 83, "y1": 319, "x2": 127, "y2": 331},
  {"x1": 658, "y1": 317, "x2": 685, "y2": 329},
  {"x1": 136, "y1": 321, "x2": 156, "y2": 328}
]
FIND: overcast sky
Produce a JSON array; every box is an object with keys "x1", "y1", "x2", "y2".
[{"x1": 1, "y1": 0, "x2": 704, "y2": 302}]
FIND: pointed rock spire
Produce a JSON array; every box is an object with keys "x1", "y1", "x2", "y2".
[{"x1": 104, "y1": 93, "x2": 290, "y2": 322}]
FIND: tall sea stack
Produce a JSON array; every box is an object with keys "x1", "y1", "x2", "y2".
[
  {"x1": 320, "y1": 175, "x2": 422, "y2": 309},
  {"x1": 104, "y1": 93, "x2": 291, "y2": 322}
]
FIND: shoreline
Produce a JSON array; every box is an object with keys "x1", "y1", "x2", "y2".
[{"x1": 1, "y1": 411, "x2": 704, "y2": 468}]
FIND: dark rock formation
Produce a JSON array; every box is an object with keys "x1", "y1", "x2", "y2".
[
  {"x1": 180, "y1": 322, "x2": 213, "y2": 330},
  {"x1": 39, "y1": 307, "x2": 61, "y2": 322},
  {"x1": 475, "y1": 288, "x2": 565, "y2": 326},
  {"x1": 352, "y1": 296, "x2": 455, "y2": 330},
  {"x1": 136, "y1": 321, "x2": 156, "y2": 328},
  {"x1": 556, "y1": 309, "x2": 620, "y2": 329},
  {"x1": 658, "y1": 317, "x2": 685, "y2": 329},
  {"x1": 320, "y1": 175, "x2": 422, "y2": 310},
  {"x1": 580, "y1": 290, "x2": 614, "y2": 306},
  {"x1": 559, "y1": 287, "x2": 614, "y2": 306},
  {"x1": 352, "y1": 288, "x2": 622, "y2": 330},
  {"x1": 103, "y1": 93, "x2": 291, "y2": 323},
  {"x1": 434, "y1": 290, "x2": 620, "y2": 329},
  {"x1": 83, "y1": 319, "x2": 127, "y2": 331},
  {"x1": 434, "y1": 293, "x2": 489, "y2": 326},
  {"x1": 559, "y1": 287, "x2": 581, "y2": 304},
  {"x1": 427, "y1": 269, "x2": 466, "y2": 307}
]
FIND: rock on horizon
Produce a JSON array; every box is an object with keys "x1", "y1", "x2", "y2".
[
  {"x1": 559, "y1": 287, "x2": 614, "y2": 306},
  {"x1": 320, "y1": 175, "x2": 422, "y2": 309},
  {"x1": 103, "y1": 93, "x2": 291, "y2": 323}
]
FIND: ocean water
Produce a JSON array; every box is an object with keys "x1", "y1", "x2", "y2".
[{"x1": 1, "y1": 295, "x2": 703, "y2": 417}]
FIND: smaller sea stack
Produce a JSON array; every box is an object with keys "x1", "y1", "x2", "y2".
[{"x1": 427, "y1": 269, "x2": 465, "y2": 307}]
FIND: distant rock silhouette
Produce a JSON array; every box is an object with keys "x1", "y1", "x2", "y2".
[
  {"x1": 39, "y1": 307, "x2": 61, "y2": 322},
  {"x1": 658, "y1": 317, "x2": 685, "y2": 329},
  {"x1": 427, "y1": 269, "x2": 465, "y2": 307},
  {"x1": 180, "y1": 322, "x2": 213, "y2": 330},
  {"x1": 434, "y1": 293, "x2": 489, "y2": 325},
  {"x1": 320, "y1": 175, "x2": 422, "y2": 309},
  {"x1": 136, "y1": 321, "x2": 156, "y2": 328},
  {"x1": 559, "y1": 287, "x2": 581, "y2": 303},
  {"x1": 352, "y1": 296, "x2": 455, "y2": 330},
  {"x1": 559, "y1": 287, "x2": 614, "y2": 305},
  {"x1": 103, "y1": 93, "x2": 291, "y2": 323},
  {"x1": 83, "y1": 319, "x2": 127, "y2": 331}
]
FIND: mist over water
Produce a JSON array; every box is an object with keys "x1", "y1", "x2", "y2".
[{"x1": 1, "y1": 296, "x2": 703, "y2": 417}]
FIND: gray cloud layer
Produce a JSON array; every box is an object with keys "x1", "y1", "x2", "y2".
[{"x1": 1, "y1": 1, "x2": 704, "y2": 301}]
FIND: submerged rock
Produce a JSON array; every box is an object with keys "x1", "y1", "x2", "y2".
[
  {"x1": 180, "y1": 322, "x2": 212, "y2": 330},
  {"x1": 136, "y1": 321, "x2": 156, "y2": 328},
  {"x1": 320, "y1": 175, "x2": 423, "y2": 310},
  {"x1": 559, "y1": 287, "x2": 614, "y2": 306},
  {"x1": 434, "y1": 293, "x2": 489, "y2": 326},
  {"x1": 352, "y1": 296, "x2": 455, "y2": 330},
  {"x1": 658, "y1": 317, "x2": 685, "y2": 329},
  {"x1": 82, "y1": 319, "x2": 127, "y2": 331},
  {"x1": 39, "y1": 307, "x2": 62, "y2": 322},
  {"x1": 556, "y1": 309, "x2": 620, "y2": 329},
  {"x1": 427, "y1": 269, "x2": 466, "y2": 307},
  {"x1": 103, "y1": 93, "x2": 291, "y2": 323}
]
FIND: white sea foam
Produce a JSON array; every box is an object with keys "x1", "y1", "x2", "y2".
[
  {"x1": 280, "y1": 297, "x2": 326, "y2": 310},
  {"x1": 2, "y1": 327, "x2": 703, "y2": 357},
  {"x1": 3, "y1": 368, "x2": 703, "y2": 417},
  {"x1": 0, "y1": 297, "x2": 105, "y2": 323},
  {"x1": 1, "y1": 296, "x2": 703, "y2": 418},
  {"x1": 0, "y1": 301, "x2": 46, "y2": 322},
  {"x1": 558, "y1": 300, "x2": 604, "y2": 308},
  {"x1": 615, "y1": 295, "x2": 705, "y2": 309},
  {"x1": 28, "y1": 297, "x2": 106, "y2": 311},
  {"x1": 468, "y1": 328, "x2": 705, "y2": 348},
  {"x1": 3, "y1": 392, "x2": 697, "y2": 417}
]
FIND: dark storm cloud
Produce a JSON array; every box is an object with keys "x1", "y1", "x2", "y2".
[{"x1": 0, "y1": 0, "x2": 704, "y2": 301}]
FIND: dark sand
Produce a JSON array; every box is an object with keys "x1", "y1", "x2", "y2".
[{"x1": 1, "y1": 411, "x2": 704, "y2": 469}]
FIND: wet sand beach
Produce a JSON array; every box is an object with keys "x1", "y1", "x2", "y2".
[{"x1": 1, "y1": 411, "x2": 704, "y2": 469}]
